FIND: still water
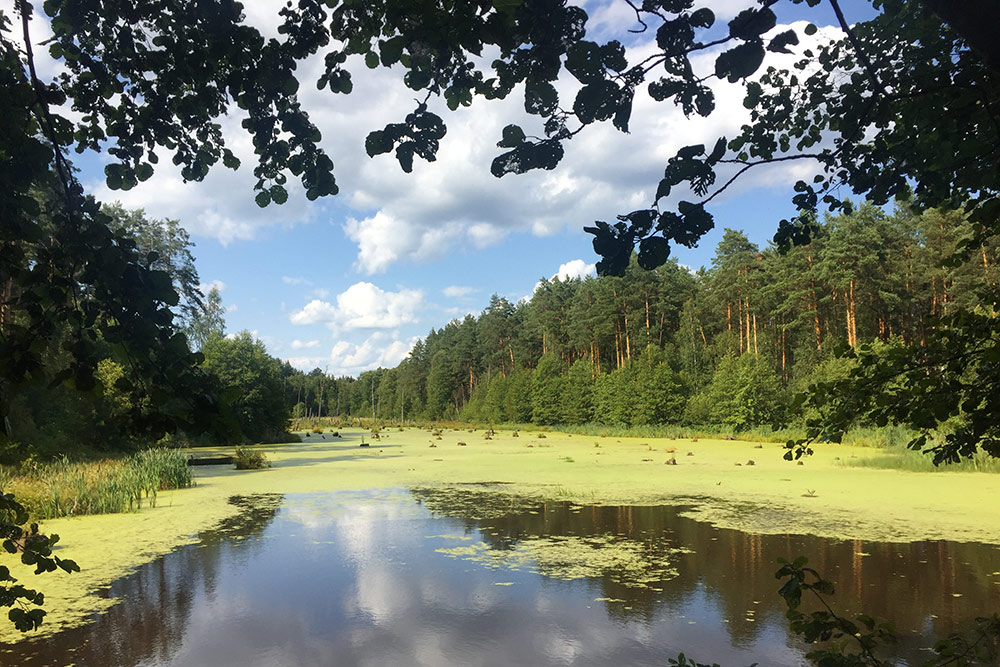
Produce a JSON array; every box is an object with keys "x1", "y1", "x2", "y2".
[{"x1": 4, "y1": 488, "x2": 999, "y2": 666}]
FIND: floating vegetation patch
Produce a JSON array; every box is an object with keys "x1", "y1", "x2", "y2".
[
  {"x1": 412, "y1": 486, "x2": 547, "y2": 521},
  {"x1": 434, "y1": 534, "x2": 688, "y2": 590}
]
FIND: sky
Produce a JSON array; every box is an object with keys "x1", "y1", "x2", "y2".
[{"x1": 22, "y1": 0, "x2": 877, "y2": 377}]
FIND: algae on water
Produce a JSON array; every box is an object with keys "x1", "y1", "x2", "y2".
[{"x1": 434, "y1": 533, "x2": 688, "y2": 589}]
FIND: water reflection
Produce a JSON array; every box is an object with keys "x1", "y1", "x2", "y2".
[{"x1": 2, "y1": 488, "x2": 997, "y2": 667}]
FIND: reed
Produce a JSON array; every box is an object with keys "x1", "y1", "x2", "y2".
[{"x1": 1, "y1": 448, "x2": 193, "y2": 521}]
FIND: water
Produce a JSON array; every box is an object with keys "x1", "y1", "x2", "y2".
[{"x1": 3, "y1": 488, "x2": 999, "y2": 666}]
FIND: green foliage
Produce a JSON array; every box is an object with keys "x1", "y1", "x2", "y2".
[
  {"x1": 1, "y1": 491, "x2": 79, "y2": 632},
  {"x1": 702, "y1": 354, "x2": 785, "y2": 431},
  {"x1": 185, "y1": 286, "x2": 226, "y2": 351},
  {"x1": 593, "y1": 366, "x2": 633, "y2": 426},
  {"x1": 233, "y1": 447, "x2": 271, "y2": 470},
  {"x1": 531, "y1": 354, "x2": 565, "y2": 425},
  {"x1": 200, "y1": 331, "x2": 290, "y2": 444},
  {"x1": 560, "y1": 359, "x2": 595, "y2": 425},
  {"x1": 775, "y1": 556, "x2": 1000, "y2": 666}
]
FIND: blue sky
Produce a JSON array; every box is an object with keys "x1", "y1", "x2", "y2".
[{"x1": 38, "y1": 0, "x2": 876, "y2": 376}]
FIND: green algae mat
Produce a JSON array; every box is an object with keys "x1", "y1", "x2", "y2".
[{"x1": 3, "y1": 427, "x2": 999, "y2": 642}]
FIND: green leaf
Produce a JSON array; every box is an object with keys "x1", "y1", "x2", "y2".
[
  {"x1": 637, "y1": 236, "x2": 670, "y2": 270},
  {"x1": 728, "y1": 7, "x2": 776, "y2": 40},
  {"x1": 104, "y1": 163, "x2": 123, "y2": 190},
  {"x1": 255, "y1": 190, "x2": 271, "y2": 208},
  {"x1": 573, "y1": 80, "x2": 620, "y2": 125},
  {"x1": 365, "y1": 130, "x2": 394, "y2": 157},
  {"x1": 365, "y1": 52, "x2": 379, "y2": 69},
  {"x1": 707, "y1": 137, "x2": 727, "y2": 163},
  {"x1": 497, "y1": 124, "x2": 526, "y2": 148},
  {"x1": 566, "y1": 41, "x2": 604, "y2": 84},
  {"x1": 655, "y1": 179, "x2": 671, "y2": 202},
  {"x1": 270, "y1": 184, "x2": 288, "y2": 205},
  {"x1": 600, "y1": 41, "x2": 628, "y2": 72},
  {"x1": 222, "y1": 150, "x2": 241, "y2": 170},
  {"x1": 135, "y1": 163, "x2": 154, "y2": 182},
  {"x1": 379, "y1": 36, "x2": 406, "y2": 66},
  {"x1": 715, "y1": 42, "x2": 766, "y2": 83},
  {"x1": 689, "y1": 7, "x2": 714, "y2": 29},
  {"x1": 524, "y1": 80, "x2": 558, "y2": 116},
  {"x1": 767, "y1": 29, "x2": 799, "y2": 54}
]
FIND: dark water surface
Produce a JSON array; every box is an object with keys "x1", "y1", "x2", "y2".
[{"x1": 3, "y1": 488, "x2": 999, "y2": 666}]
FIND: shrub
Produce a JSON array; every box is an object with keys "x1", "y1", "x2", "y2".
[{"x1": 234, "y1": 447, "x2": 271, "y2": 470}]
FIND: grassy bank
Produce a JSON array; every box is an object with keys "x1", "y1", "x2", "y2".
[
  {"x1": 1, "y1": 448, "x2": 192, "y2": 521},
  {"x1": 4, "y1": 427, "x2": 1000, "y2": 641}
]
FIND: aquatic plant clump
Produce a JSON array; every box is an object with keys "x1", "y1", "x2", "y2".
[{"x1": 233, "y1": 447, "x2": 271, "y2": 470}]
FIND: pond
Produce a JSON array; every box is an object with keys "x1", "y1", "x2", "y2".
[{"x1": 3, "y1": 488, "x2": 999, "y2": 666}]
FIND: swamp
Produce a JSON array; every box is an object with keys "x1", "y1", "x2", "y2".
[{"x1": 3, "y1": 429, "x2": 999, "y2": 666}]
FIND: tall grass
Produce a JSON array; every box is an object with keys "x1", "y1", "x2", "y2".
[
  {"x1": 842, "y1": 445, "x2": 1000, "y2": 473},
  {"x1": 1, "y1": 448, "x2": 193, "y2": 521}
]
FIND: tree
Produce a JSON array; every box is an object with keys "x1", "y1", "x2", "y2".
[
  {"x1": 531, "y1": 353, "x2": 565, "y2": 425},
  {"x1": 103, "y1": 203, "x2": 203, "y2": 326},
  {"x1": 200, "y1": 331, "x2": 289, "y2": 443},
  {"x1": 560, "y1": 358, "x2": 595, "y2": 424},
  {"x1": 6, "y1": 0, "x2": 1000, "y2": 457},
  {"x1": 185, "y1": 286, "x2": 226, "y2": 351},
  {"x1": 703, "y1": 353, "x2": 786, "y2": 430}
]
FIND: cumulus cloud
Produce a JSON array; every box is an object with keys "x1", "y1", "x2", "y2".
[
  {"x1": 285, "y1": 332, "x2": 418, "y2": 375},
  {"x1": 554, "y1": 259, "x2": 596, "y2": 281},
  {"x1": 442, "y1": 285, "x2": 476, "y2": 299},
  {"x1": 291, "y1": 339, "x2": 320, "y2": 350},
  {"x1": 524, "y1": 258, "x2": 598, "y2": 302},
  {"x1": 330, "y1": 333, "x2": 417, "y2": 371},
  {"x1": 82, "y1": 2, "x2": 838, "y2": 263},
  {"x1": 289, "y1": 300, "x2": 338, "y2": 326},
  {"x1": 289, "y1": 282, "x2": 424, "y2": 330},
  {"x1": 198, "y1": 279, "x2": 227, "y2": 295}
]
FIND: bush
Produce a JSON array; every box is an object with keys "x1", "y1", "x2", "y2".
[{"x1": 233, "y1": 447, "x2": 271, "y2": 470}]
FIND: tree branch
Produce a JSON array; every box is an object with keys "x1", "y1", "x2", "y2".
[{"x1": 828, "y1": 0, "x2": 889, "y2": 98}]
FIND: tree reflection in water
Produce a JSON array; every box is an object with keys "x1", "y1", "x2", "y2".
[
  {"x1": 1, "y1": 488, "x2": 997, "y2": 667},
  {"x1": 412, "y1": 487, "x2": 1000, "y2": 660},
  {"x1": 1, "y1": 494, "x2": 283, "y2": 667}
]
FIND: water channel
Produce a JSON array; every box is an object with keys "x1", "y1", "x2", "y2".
[{"x1": 3, "y1": 488, "x2": 998, "y2": 666}]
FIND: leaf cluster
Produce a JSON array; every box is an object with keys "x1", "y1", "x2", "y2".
[{"x1": 0, "y1": 491, "x2": 79, "y2": 632}]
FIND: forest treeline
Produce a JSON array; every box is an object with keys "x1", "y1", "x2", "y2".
[
  {"x1": 7, "y1": 203, "x2": 998, "y2": 462},
  {"x1": 291, "y1": 204, "x2": 999, "y2": 432}
]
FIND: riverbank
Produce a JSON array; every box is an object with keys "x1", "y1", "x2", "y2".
[{"x1": 4, "y1": 426, "x2": 999, "y2": 641}]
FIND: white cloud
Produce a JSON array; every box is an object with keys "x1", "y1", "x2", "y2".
[
  {"x1": 289, "y1": 282, "x2": 424, "y2": 330},
  {"x1": 83, "y1": 4, "x2": 838, "y2": 265},
  {"x1": 554, "y1": 259, "x2": 596, "y2": 281},
  {"x1": 311, "y1": 287, "x2": 330, "y2": 299},
  {"x1": 291, "y1": 339, "x2": 320, "y2": 350},
  {"x1": 285, "y1": 333, "x2": 418, "y2": 375},
  {"x1": 442, "y1": 285, "x2": 476, "y2": 299},
  {"x1": 90, "y1": 110, "x2": 317, "y2": 244},
  {"x1": 289, "y1": 299, "x2": 338, "y2": 326},
  {"x1": 282, "y1": 276, "x2": 310, "y2": 285},
  {"x1": 226, "y1": 304, "x2": 239, "y2": 313},
  {"x1": 524, "y1": 258, "x2": 598, "y2": 302},
  {"x1": 198, "y1": 279, "x2": 227, "y2": 295}
]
